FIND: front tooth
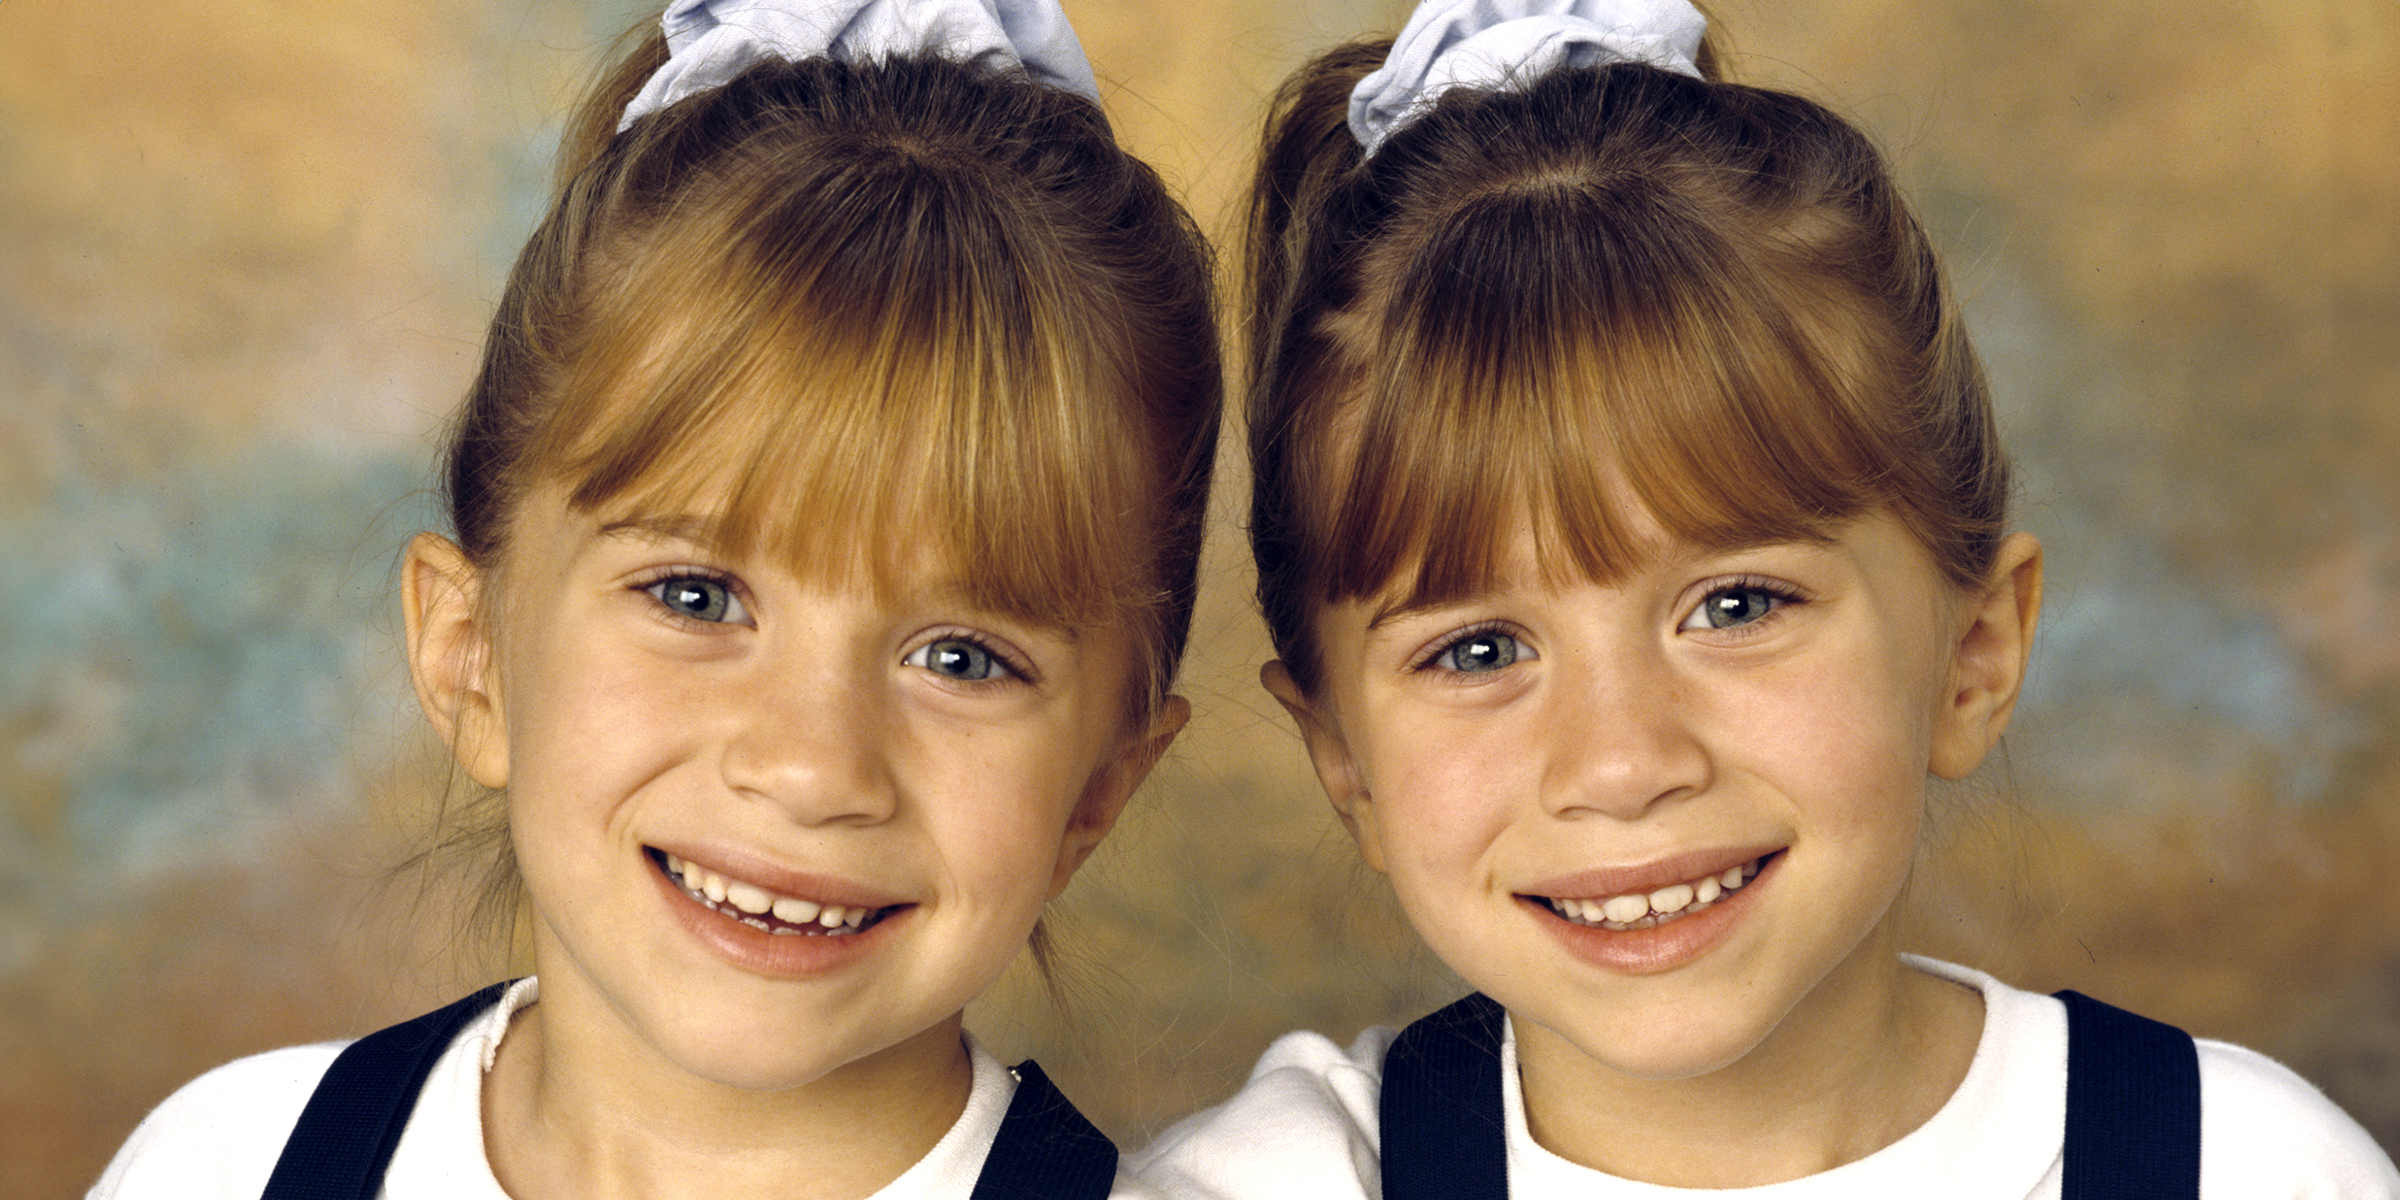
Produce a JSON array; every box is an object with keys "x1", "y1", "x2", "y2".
[
  {"x1": 773, "y1": 897, "x2": 822, "y2": 924},
  {"x1": 818, "y1": 906, "x2": 845, "y2": 928},
  {"x1": 702, "y1": 872, "x2": 729, "y2": 902},
  {"x1": 1601, "y1": 894, "x2": 1650, "y2": 923},
  {"x1": 1695, "y1": 876, "x2": 1721, "y2": 904},
  {"x1": 1720, "y1": 866, "x2": 1745, "y2": 890},
  {"x1": 726, "y1": 882, "x2": 773, "y2": 915},
  {"x1": 1649, "y1": 883, "x2": 1695, "y2": 913}
]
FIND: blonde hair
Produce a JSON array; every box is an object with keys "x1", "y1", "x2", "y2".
[
  {"x1": 1248, "y1": 40, "x2": 2005, "y2": 692},
  {"x1": 426, "y1": 30, "x2": 1220, "y2": 950}
]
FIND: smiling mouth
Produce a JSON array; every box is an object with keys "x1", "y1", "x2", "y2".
[
  {"x1": 1534, "y1": 852, "x2": 1776, "y2": 932},
  {"x1": 649, "y1": 849, "x2": 897, "y2": 936}
]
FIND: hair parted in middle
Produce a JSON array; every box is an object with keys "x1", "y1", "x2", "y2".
[{"x1": 1247, "y1": 38, "x2": 2008, "y2": 693}]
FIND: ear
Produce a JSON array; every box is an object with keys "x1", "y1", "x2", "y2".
[
  {"x1": 403, "y1": 532, "x2": 509, "y2": 790},
  {"x1": 1261, "y1": 661, "x2": 1386, "y2": 873},
  {"x1": 1929, "y1": 532, "x2": 2043, "y2": 779},
  {"x1": 1049, "y1": 694, "x2": 1190, "y2": 897}
]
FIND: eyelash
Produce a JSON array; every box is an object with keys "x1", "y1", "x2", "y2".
[
  {"x1": 1411, "y1": 621, "x2": 1532, "y2": 676},
  {"x1": 627, "y1": 571, "x2": 1037, "y2": 684},
  {"x1": 904, "y1": 630, "x2": 1034, "y2": 687},
  {"x1": 634, "y1": 568, "x2": 752, "y2": 629},
  {"x1": 1681, "y1": 575, "x2": 1808, "y2": 635}
]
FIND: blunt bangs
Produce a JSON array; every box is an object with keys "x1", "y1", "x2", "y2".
[
  {"x1": 1313, "y1": 181, "x2": 1920, "y2": 614},
  {"x1": 527, "y1": 145, "x2": 1154, "y2": 637}
]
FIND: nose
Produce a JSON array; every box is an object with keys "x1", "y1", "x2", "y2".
[
  {"x1": 1540, "y1": 648, "x2": 1713, "y2": 821},
  {"x1": 718, "y1": 661, "x2": 900, "y2": 826}
]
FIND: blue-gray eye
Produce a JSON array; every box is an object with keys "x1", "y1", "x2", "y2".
[
  {"x1": 1686, "y1": 586, "x2": 1778, "y2": 630},
  {"x1": 1432, "y1": 631, "x2": 1523, "y2": 673},
  {"x1": 909, "y1": 638, "x2": 1012, "y2": 681},
  {"x1": 648, "y1": 577, "x2": 744, "y2": 624}
]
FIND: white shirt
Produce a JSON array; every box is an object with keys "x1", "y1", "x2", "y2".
[
  {"x1": 91, "y1": 979, "x2": 1160, "y2": 1199},
  {"x1": 1131, "y1": 958, "x2": 2400, "y2": 1198}
]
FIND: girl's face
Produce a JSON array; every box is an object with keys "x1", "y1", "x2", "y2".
[
  {"x1": 1269, "y1": 508, "x2": 2035, "y2": 1082},
  {"x1": 409, "y1": 481, "x2": 1179, "y2": 1094}
]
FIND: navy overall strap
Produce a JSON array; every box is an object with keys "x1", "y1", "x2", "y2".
[
  {"x1": 1379, "y1": 992, "x2": 1510, "y2": 1200},
  {"x1": 260, "y1": 981, "x2": 514, "y2": 1200},
  {"x1": 2056, "y1": 989, "x2": 2202, "y2": 1199},
  {"x1": 966, "y1": 1059, "x2": 1119, "y2": 1200}
]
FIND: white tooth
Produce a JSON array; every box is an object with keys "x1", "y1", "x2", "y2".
[
  {"x1": 665, "y1": 853, "x2": 684, "y2": 875},
  {"x1": 1601, "y1": 894, "x2": 1650, "y2": 923},
  {"x1": 702, "y1": 872, "x2": 728, "y2": 902},
  {"x1": 818, "y1": 906, "x2": 845, "y2": 928},
  {"x1": 726, "y1": 882, "x2": 773, "y2": 915},
  {"x1": 1721, "y1": 867, "x2": 1745, "y2": 890},
  {"x1": 1649, "y1": 883, "x2": 1695, "y2": 914},
  {"x1": 843, "y1": 907, "x2": 868, "y2": 927},
  {"x1": 1695, "y1": 876, "x2": 1721, "y2": 904},
  {"x1": 1578, "y1": 899, "x2": 1603, "y2": 923},
  {"x1": 773, "y1": 897, "x2": 822, "y2": 924}
]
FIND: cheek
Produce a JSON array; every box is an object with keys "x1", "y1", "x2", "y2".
[
  {"x1": 904, "y1": 727, "x2": 1089, "y2": 902},
  {"x1": 1359, "y1": 721, "x2": 1529, "y2": 886}
]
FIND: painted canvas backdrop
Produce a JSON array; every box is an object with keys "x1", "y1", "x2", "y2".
[{"x1": 3, "y1": 0, "x2": 2395, "y2": 1194}]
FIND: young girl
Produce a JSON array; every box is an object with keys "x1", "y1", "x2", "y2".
[
  {"x1": 1135, "y1": 0, "x2": 2400, "y2": 1195},
  {"x1": 91, "y1": 2, "x2": 1218, "y2": 1197}
]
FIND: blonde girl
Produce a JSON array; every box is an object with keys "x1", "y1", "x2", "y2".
[
  {"x1": 1134, "y1": 0, "x2": 2399, "y2": 1196},
  {"x1": 92, "y1": 2, "x2": 1217, "y2": 1197}
]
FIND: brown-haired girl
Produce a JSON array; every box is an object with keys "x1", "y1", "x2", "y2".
[
  {"x1": 92, "y1": 3, "x2": 1215, "y2": 1198},
  {"x1": 1134, "y1": 1, "x2": 2398, "y2": 1196}
]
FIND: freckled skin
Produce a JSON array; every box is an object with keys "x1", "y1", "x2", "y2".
[
  {"x1": 1270, "y1": 511, "x2": 2040, "y2": 1184},
  {"x1": 404, "y1": 483, "x2": 1184, "y2": 1198}
]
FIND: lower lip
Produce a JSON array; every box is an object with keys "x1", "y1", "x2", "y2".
[
  {"x1": 1524, "y1": 852, "x2": 1781, "y2": 975},
  {"x1": 646, "y1": 856, "x2": 909, "y2": 979}
]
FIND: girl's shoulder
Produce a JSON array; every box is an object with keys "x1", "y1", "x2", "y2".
[
  {"x1": 87, "y1": 1040, "x2": 348, "y2": 1200},
  {"x1": 2190, "y1": 1035, "x2": 2400, "y2": 1196},
  {"x1": 89, "y1": 981, "x2": 528, "y2": 1200},
  {"x1": 1127, "y1": 1024, "x2": 1400, "y2": 1200}
]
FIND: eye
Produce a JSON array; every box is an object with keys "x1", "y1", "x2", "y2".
[
  {"x1": 645, "y1": 575, "x2": 749, "y2": 625},
  {"x1": 1424, "y1": 628, "x2": 1532, "y2": 674},
  {"x1": 905, "y1": 636, "x2": 1017, "y2": 682},
  {"x1": 1680, "y1": 581, "x2": 1796, "y2": 632}
]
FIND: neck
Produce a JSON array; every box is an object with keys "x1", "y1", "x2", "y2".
[
  {"x1": 483, "y1": 982, "x2": 975, "y2": 1200},
  {"x1": 1513, "y1": 943, "x2": 1982, "y2": 1188}
]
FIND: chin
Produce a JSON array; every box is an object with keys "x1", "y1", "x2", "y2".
[
  {"x1": 1522, "y1": 1002, "x2": 1777, "y2": 1083},
  {"x1": 687, "y1": 1036, "x2": 886, "y2": 1094}
]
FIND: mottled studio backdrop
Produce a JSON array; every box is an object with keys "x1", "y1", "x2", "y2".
[{"x1": 3, "y1": 0, "x2": 2396, "y2": 1194}]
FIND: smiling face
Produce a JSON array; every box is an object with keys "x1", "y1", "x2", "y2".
[
  {"x1": 1272, "y1": 509, "x2": 2035, "y2": 1084},
  {"x1": 407, "y1": 483, "x2": 1176, "y2": 1096}
]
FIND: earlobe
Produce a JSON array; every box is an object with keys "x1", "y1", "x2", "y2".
[
  {"x1": 402, "y1": 532, "x2": 509, "y2": 790},
  {"x1": 1049, "y1": 694, "x2": 1190, "y2": 898},
  {"x1": 1261, "y1": 661, "x2": 1386, "y2": 873},
  {"x1": 1930, "y1": 533, "x2": 2044, "y2": 779}
]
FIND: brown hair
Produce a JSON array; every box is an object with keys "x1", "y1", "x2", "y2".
[
  {"x1": 424, "y1": 29, "x2": 1219, "y2": 950},
  {"x1": 1249, "y1": 38, "x2": 2005, "y2": 693}
]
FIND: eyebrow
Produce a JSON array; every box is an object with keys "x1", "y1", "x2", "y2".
[
  {"x1": 1356, "y1": 530, "x2": 1843, "y2": 631},
  {"x1": 594, "y1": 514, "x2": 1082, "y2": 641},
  {"x1": 596, "y1": 514, "x2": 727, "y2": 548}
]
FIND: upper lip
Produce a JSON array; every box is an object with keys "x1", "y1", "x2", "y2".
[
  {"x1": 1519, "y1": 845, "x2": 1782, "y2": 900},
  {"x1": 649, "y1": 843, "x2": 911, "y2": 911}
]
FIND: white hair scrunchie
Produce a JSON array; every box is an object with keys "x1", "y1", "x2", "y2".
[
  {"x1": 619, "y1": 0, "x2": 1099, "y2": 130},
  {"x1": 1349, "y1": 0, "x2": 1707, "y2": 155}
]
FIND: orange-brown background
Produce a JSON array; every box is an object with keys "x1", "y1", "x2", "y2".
[{"x1": 3, "y1": 1, "x2": 2396, "y2": 1195}]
